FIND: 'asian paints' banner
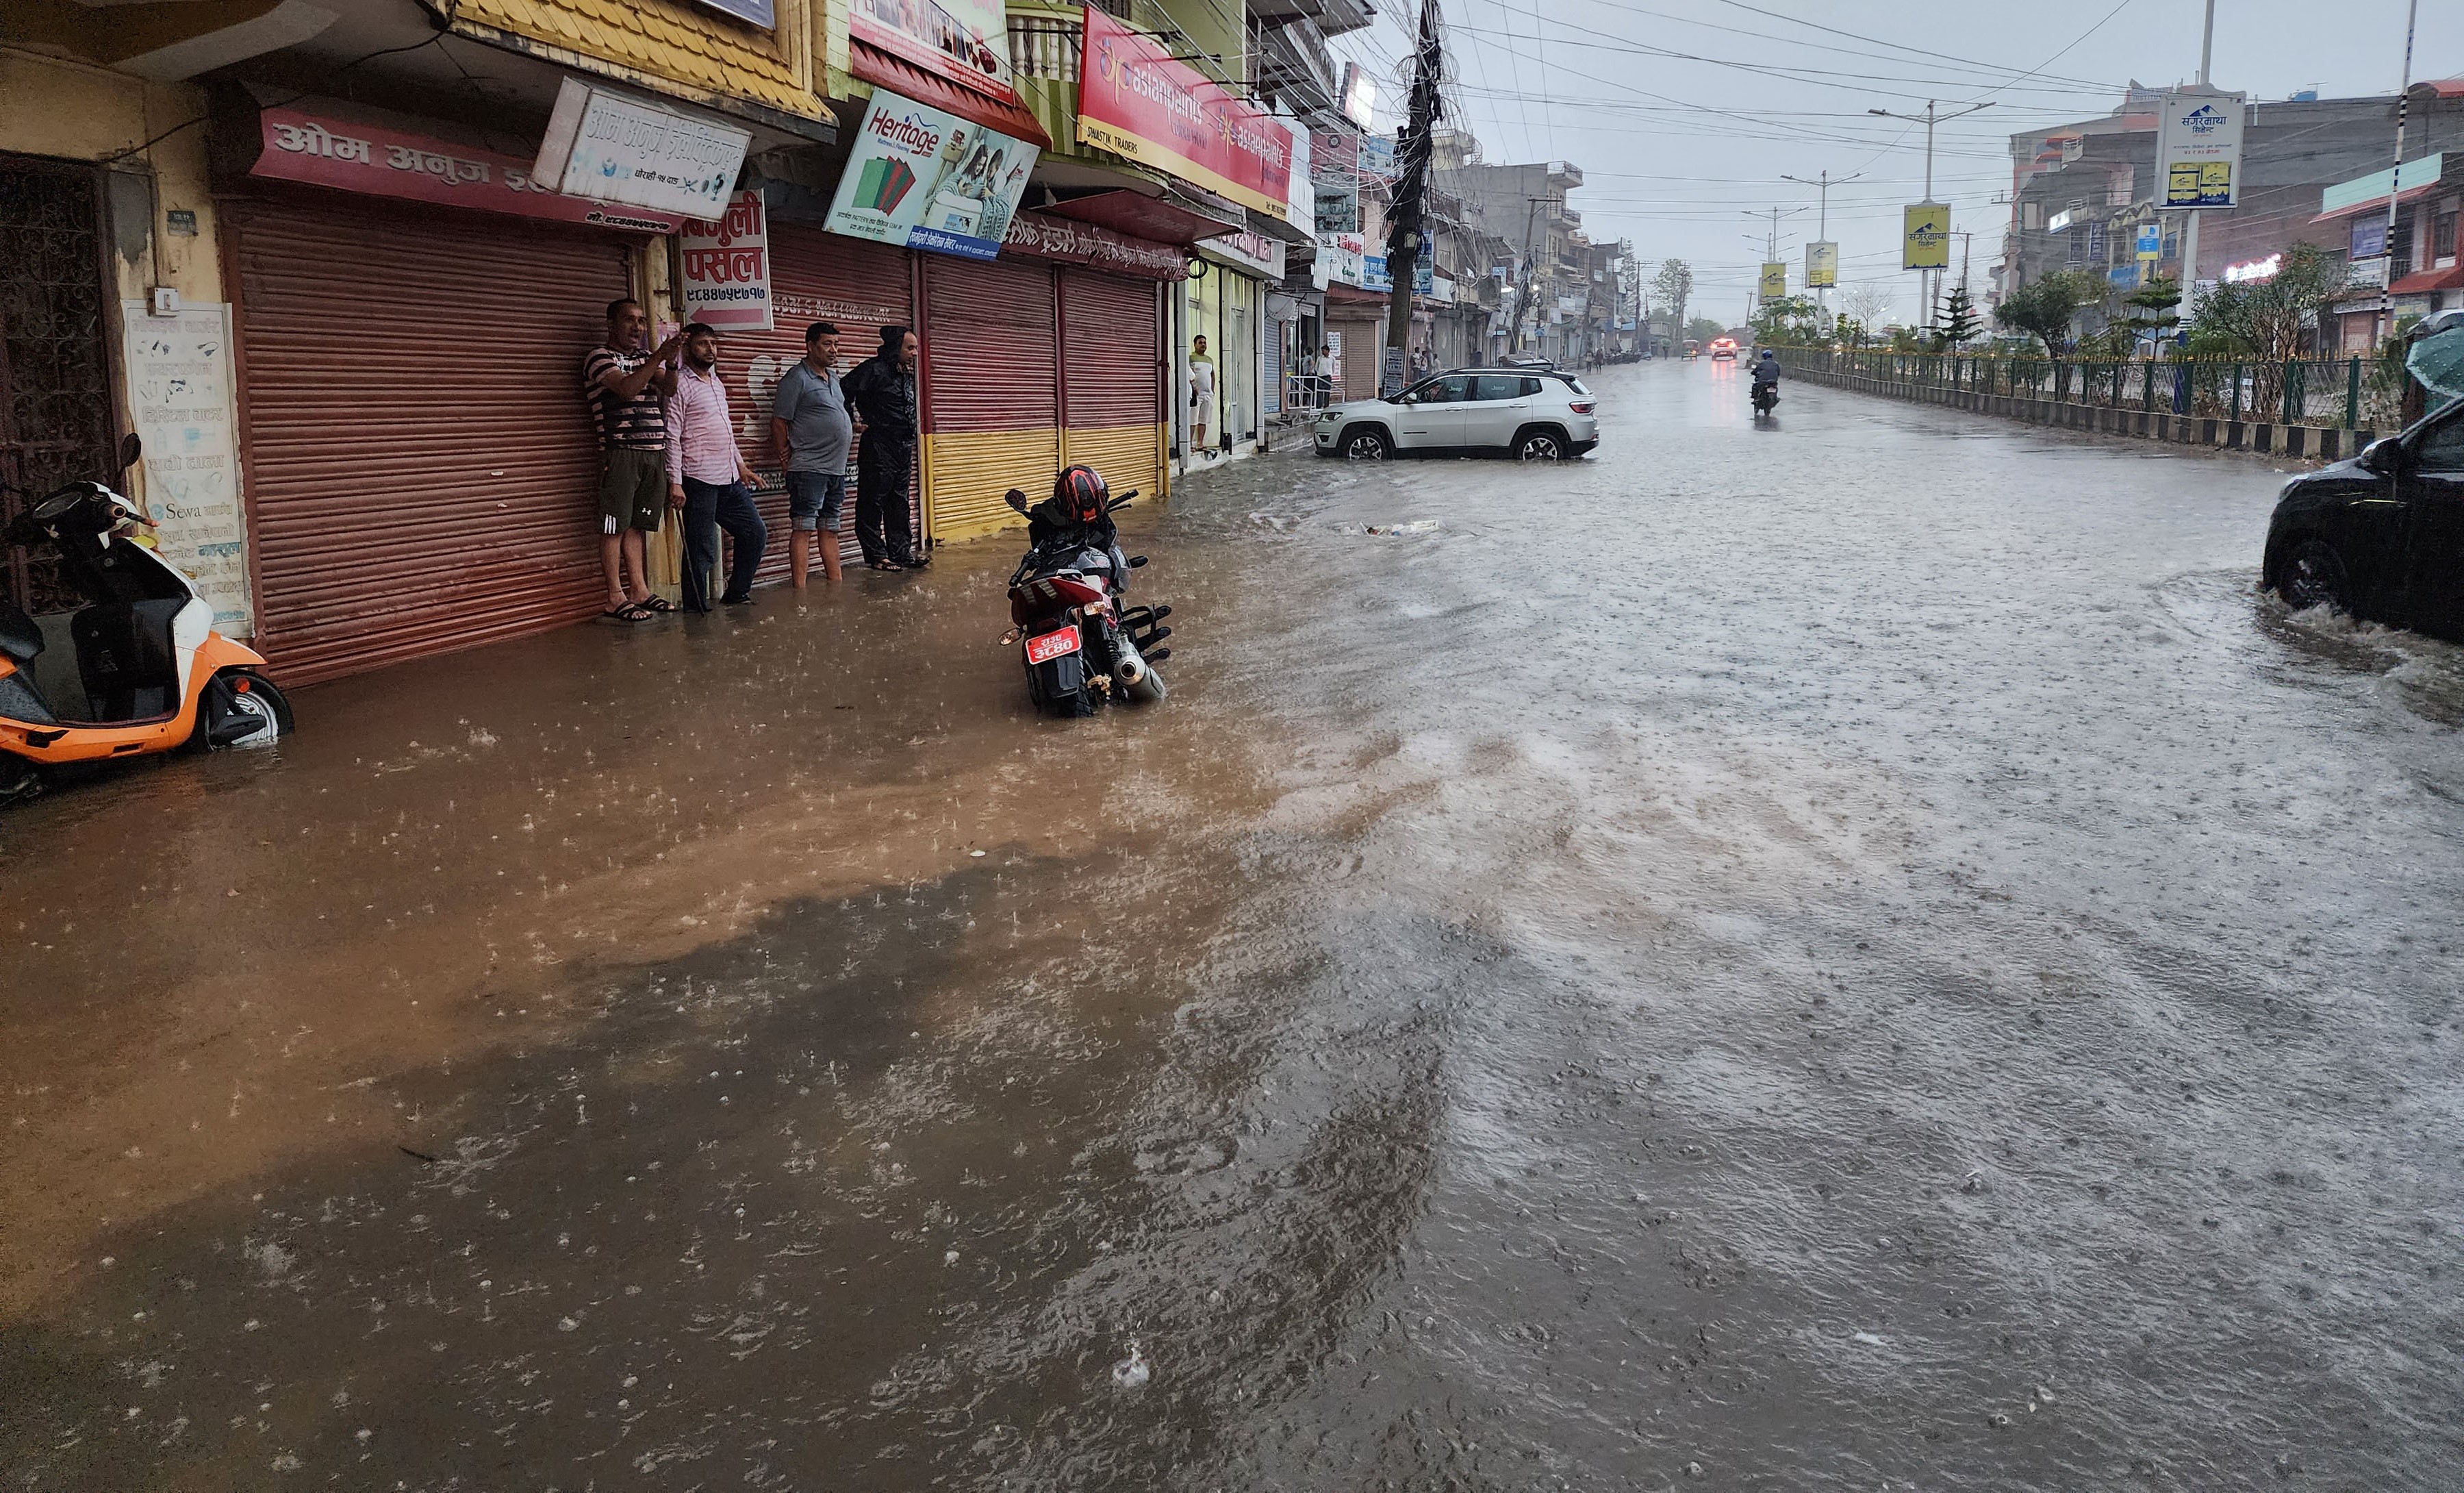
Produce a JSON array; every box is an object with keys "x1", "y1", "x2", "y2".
[
  {"x1": 678, "y1": 191, "x2": 772, "y2": 332},
  {"x1": 1076, "y1": 5, "x2": 1297, "y2": 223},
  {"x1": 824, "y1": 88, "x2": 1035, "y2": 261},
  {"x1": 1903, "y1": 203, "x2": 1951, "y2": 271}
]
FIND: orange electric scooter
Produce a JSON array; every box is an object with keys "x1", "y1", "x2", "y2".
[{"x1": 0, "y1": 434, "x2": 291, "y2": 804}]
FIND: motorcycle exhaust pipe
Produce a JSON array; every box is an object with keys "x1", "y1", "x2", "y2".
[{"x1": 1114, "y1": 649, "x2": 1148, "y2": 689}]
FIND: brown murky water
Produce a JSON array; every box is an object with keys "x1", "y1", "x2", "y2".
[{"x1": 5, "y1": 364, "x2": 2463, "y2": 1490}]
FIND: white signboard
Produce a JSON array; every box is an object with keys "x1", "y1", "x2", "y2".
[
  {"x1": 678, "y1": 190, "x2": 773, "y2": 331},
  {"x1": 120, "y1": 301, "x2": 252, "y2": 636},
  {"x1": 533, "y1": 77, "x2": 750, "y2": 221},
  {"x1": 2156, "y1": 90, "x2": 2246, "y2": 210}
]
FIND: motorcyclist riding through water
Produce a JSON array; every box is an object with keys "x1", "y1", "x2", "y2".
[
  {"x1": 1751, "y1": 349, "x2": 1780, "y2": 388},
  {"x1": 1011, "y1": 465, "x2": 1130, "y2": 591}
]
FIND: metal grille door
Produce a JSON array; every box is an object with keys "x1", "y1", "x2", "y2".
[
  {"x1": 0, "y1": 155, "x2": 115, "y2": 617},
  {"x1": 229, "y1": 194, "x2": 631, "y2": 684}
]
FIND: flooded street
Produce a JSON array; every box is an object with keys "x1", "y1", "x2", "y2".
[{"x1": 6, "y1": 362, "x2": 2462, "y2": 1490}]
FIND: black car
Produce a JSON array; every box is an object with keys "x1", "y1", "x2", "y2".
[{"x1": 2265, "y1": 396, "x2": 2464, "y2": 641}]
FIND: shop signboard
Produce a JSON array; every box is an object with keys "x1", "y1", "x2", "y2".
[
  {"x1": 1340, "y1": 62, "x2": 1376, "y2": 130},
  {"x1": 2086, "y1": 221, "x2": 2108, "y2": 264},
  {"x1": 1078, "y1": 5, "x2": 1299, "y2": 224},
  {"x1": 825, "y1": 88, "x2": 1036, "y2": 260},
  {"x1": 253, "y1": 108, "x2": 683, "y2": 231},
  {"x1": 1197, "y1": 229, "x2": 1286, "y2": 279},
  {"x1": 1002, "y1": 210, "x2": 1186, "y2": 279},
  {"x1": 2137, "y1": 223, "x2": 2165, "y2": 260},
  {"x1": 533, "y1": 77, "x2": 750, "y2": 221},
  {"x1": 1316, "y1": 231, "x2": 1367, "y2": 288},
  {"x1": 678, "y1": 190, "x2": 773, "y2": 332},
  {"x1": 2350, "y1": 216, "x2": 2388, "y2": 260},
  {"x1": 848, "y1": 0, "x2": 1011, "y2": 98},
  {"x1": 1358, "y1": 134, "x2": 1397, "y2": 183},
  {"x1": 1806, "y1": 240, "x2": 1838, "y2": 288},
  {"x1": 121, "y1": 301, "x2": 251, "y2": 636},
  {"x1": 1759, "y1": 262, "x2": 1786, "y2": 297},
  {"x1": 1362, "y1": 250, "x2": 1434, "y2": 295},
  {"x1": 2156, "y1": 90, "x2": 2246, "y2": 210},
  {"x1": 1903, "y1": 203, "x2": 1950, "y2": 270}
]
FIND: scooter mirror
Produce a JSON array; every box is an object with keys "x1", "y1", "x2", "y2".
[{"x1": 116, "y1": 432, "x2": 142, "y2": 471}]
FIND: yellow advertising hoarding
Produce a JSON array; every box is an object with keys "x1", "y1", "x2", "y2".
[
  {"x1": 1903, "y1": 203, "x2": 1950, "y2": 270},
  {"x1": 1806, "y1": 240, "x2": 1838, "y2": 288},
  {"x1": 1759, "y1": 261, "x2": 1786, "y2": 297}
]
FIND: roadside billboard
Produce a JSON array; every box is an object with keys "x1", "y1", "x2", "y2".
[
  {"x1": 1903, "y1": 203, "x2": 1950, "y2": 270},
  {"x1": 2156, "y1": 90, "x2": 2246, "y2": 210},
  {"x1": 824, "y1": 88, "x2": 1035, "y2": 260},
  {"x1": 1759, "y1": 262, "x2": 1786, "y2": 298},
  {"x1": 1805, "y1": 240, "x2": 1838, "y2": 288},
  {"x1": 848, "y1": 0, "x2": 1011, "y2": 99},
  {"x1": 1078, "y1": 5, "x2": 1298, "y2": 224}
]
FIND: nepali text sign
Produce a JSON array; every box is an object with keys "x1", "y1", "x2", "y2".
[
  {"x1": 534, "y1": 77, "x2": 750, "y2": 221},
  {"x1": 849, "y1": 0, "x2": 1011, "y2": 99},
  {"x1": 2156, "y1": 90, "x2": 2246, "y2": 211},
  {"x1": 1077, "y1": 5, "x2": 1297, "y2": 223},
  {"x1": 252, "y1": 108, "x2": 683, "y2": 231},
  {"x1": 1196, "y1": 229, "x2": 1285, "y2": 279},
  {"x1": 121, "y1": 302, "x2": 252, "y2": 636},
  {"x1": 1003, "y1": 210, "x2": 1186, "y2": 280},
  {"x1": 1806, "y1": 240, "x2": 1837, "y2": 288},
  {"x1": 1903, "y1": 203, "x2": 1950, "y2": 271},
  {"x1": 2350, "y1": 216, "x2": 2389, "y2": 260},
  {"x1": 678, "y1": 191, "x2": 773, "y2": 331},
  {"x1": 825, "y1": 88, "x2": 1035, "y2": 261}
]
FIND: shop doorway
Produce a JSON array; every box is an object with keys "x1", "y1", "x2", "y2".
[{"x1": 0, "y1": 153, "x2": 117, "y2": 618}]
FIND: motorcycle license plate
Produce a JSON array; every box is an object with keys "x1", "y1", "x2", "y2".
[{"x1": 1026, "y1": 627, "x2": 1080, "y2": 665}]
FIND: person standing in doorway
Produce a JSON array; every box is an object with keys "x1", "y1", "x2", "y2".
[
  {"x1": 843, "y1": 325, "x2": 922, "y2": 570},
  {"x1": 770, "y1": 321, "x2": 851, "y2": 587},
  {"x1": 665, "y1": 323, "x2": 767, "y2": 610},
  {"x1": 583, "y1": 298, "x2": 683, "y2": 622},
  {"x1": 1189, "y1": 334, "x2": 1217, "y2": 453}
]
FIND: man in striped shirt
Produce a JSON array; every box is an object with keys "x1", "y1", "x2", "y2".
[
  {"x1": 665, "y1": 323, "x2": 767, "y2": 611},
  {"x1": 584, "y1": 298, "x2": 683, "y2": 622}
]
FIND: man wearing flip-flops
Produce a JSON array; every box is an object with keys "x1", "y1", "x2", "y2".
[{"x1": 583, "y1": 298, "x2": 683, "y2": 623}]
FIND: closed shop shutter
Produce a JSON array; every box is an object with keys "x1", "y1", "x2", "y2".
[
  {"x1": 922, "y1": 255, "x2": 1056, "y2": 544},
  {"x1": 1332, "y1": 310, "x2": 1384, "y2": 402},
  {"x1": 728, "y1": 225, "x2": 914, "y2": 577},
  {"x1": 228, "y1": 193, "x2": 631, "y2": 684},
  {"x1": 1058, "y1": 269, "x2": 1163, "y2": 501}
]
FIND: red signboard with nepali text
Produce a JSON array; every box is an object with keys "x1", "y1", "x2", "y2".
[
  {"x1": 1075, "y1": 5, "x2": 1295, "y2": 222},
  {"x1": 249, "y1": 107, "x2": 684, "y2": 234}
]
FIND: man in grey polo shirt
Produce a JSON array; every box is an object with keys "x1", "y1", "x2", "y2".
[{"x1": 770, "y1": 320, "x2": 853, "y2": 586}]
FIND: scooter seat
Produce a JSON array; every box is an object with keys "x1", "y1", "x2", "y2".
[{"x1": 0, "y1": 603, "x2": 42, "y2": 664}]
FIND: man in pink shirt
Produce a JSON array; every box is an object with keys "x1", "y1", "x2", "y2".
[{"x1": 665, "y1": 323, "x2": 767, "y2": 610}]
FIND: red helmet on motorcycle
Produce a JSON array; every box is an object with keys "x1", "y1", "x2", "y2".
[{"x1": 1054, "y1": 464, "x2": 1108, "y2": 525}]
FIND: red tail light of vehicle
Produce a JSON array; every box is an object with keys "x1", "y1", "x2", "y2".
[{"x1": 1568, "y1": 401, "x2": 1595, "y2": 415}]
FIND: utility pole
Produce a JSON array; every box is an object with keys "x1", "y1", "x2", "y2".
[
  {"x1": 1869, "y1": 99, "x2": 1992, "y2": 334},
  {"x1": 1511, "y1": 192, "x2": 1557, "y2": 357},
  {"x1": 2376, "y1": 0, "x2": 2420, "y2": 345},
  {"x1": 1744, "y1": 208, "x2": 1805, "y2": 329},
  {"x1": 2176, "y1": 0, "x2": 2220, "y2": 327},
  {"x1": 1383, "y1": 0, "x2": 1443, "y2": 396},
  {"x1": 1781, "y1": 169, "x2": 1860, "y2": 327}
]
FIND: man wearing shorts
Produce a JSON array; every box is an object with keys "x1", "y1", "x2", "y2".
[
  {"x1": 770, "y1": 321, "x2": 852, "y2": 586},
  {"x1": 583, "y1": 298, "x2": 682, "y2": 621}
]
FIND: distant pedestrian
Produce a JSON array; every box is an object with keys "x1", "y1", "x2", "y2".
[
  {"x1": 1189, "y1": 334, "x2": 1216, "y2": 451},
  {"x1": 583, "y1": 298, "x2": 683, "y2": 623},
  {"x1": 843, "y1": 325, "x2": 923, "y2": 570},
  {"x1": 771, "y1": 320, "x2": 851, "y2": 587},
  {"x1": 665, "y1": 323, "x2": 766, "y2": 610},
  {"x1": 1319, "y1": 342, "x2": 1337, "y2": 403}
]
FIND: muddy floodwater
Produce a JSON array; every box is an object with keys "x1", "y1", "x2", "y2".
[{"x1": 4, "y1": 364, "x2": 2461, "y2": 1490}]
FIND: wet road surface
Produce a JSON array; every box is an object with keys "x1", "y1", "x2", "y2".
[{"x1": 5, "y1": 362, "x2": 2461, "y2": 1490}]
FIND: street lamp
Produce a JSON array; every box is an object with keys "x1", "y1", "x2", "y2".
[
  {"x1": 1869, "y1": 100, "x2": 1992, "y2": 334},
  {"x1": 1781, "y1": 171, "x2": 1862, "y2": 326}
]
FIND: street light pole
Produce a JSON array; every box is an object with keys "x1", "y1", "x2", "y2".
[
  {"x1": 2376, "y1": 0, "x2": 2421, "y2": 346},
  {"x1": 2176, "y1": 0, "x2": 2220, "y2": 327},
  {"x1": 1782, "y1": 170, "x2": 1862, "y2": 326},
  {"x1": 1870, "y1": 100, "x2": 1992, "y2": 335}
]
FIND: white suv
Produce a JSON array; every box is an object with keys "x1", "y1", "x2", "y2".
[{"x1": 1312, "y1": 368, "x2": 1599, "y2": 462}]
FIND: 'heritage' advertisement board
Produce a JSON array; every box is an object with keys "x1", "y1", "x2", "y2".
[{"x1": 824, "y1": 88, "x2": 1036, "y2": 260}]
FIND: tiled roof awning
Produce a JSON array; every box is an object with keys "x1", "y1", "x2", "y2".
[
  {"x1": 850, "y1": 40, "x2": 1049, "y2": 149},
  {"x1": 2389, "y1": 264, "x2": 2464, "y2": 295}
]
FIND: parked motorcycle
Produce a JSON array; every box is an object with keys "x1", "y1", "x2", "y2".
[
  {"x1": 0, "y1": 433, "x2": 292, "y2": 803},
  {"x1": 1002, "y1": 485, "x2": 1173, "y2": 718}
]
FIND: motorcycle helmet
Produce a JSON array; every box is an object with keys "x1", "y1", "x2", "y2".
[{"x1": 1054, "y1": 464, "x2": 1108, "y2": 524}]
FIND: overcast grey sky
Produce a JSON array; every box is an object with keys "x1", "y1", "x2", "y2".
[{"x1": 1330, "y1": 1, "x2": 2464, "y2": 324}]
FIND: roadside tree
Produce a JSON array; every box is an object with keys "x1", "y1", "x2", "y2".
[
  {"x1": 1994, "y1": 271, "x2": 2098, "y2": 357},
  {"x1": 1653, "y1": 260, "x2": 1694, "y2": 340}
]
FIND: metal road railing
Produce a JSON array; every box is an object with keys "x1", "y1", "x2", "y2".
[{"x1": 1772, "y1": 349, "x2": 2415, "y2": 431}]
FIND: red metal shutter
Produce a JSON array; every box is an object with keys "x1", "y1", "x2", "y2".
[
  {"x1": 922, "y1": 255, "x2": 1057, "y2": 542},
  {"x1": 732, "y1": 225, "x2": 914, "y2": 575},
  {"x1": 1058, "y1": 269, "x2": 1162, "y2": 499},
  {"x1": 228, "y1": 193, "x2": 631, "y2": 685}
]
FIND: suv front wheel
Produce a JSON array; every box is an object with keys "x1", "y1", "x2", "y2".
[{"x1": 1341, "y1": 427, "x2": 1392, "y2": 461}]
